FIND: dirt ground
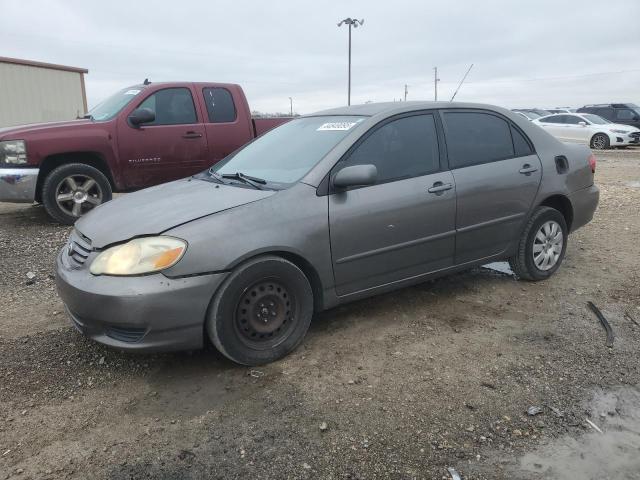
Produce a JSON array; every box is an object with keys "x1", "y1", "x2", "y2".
[{"x1": 1, "y1": 149, "x2": 639, "y2": 480}]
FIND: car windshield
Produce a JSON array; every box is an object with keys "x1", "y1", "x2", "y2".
[
  {"x1": 581, "y1": 114, "x2": 610, "y2": 125},
  {"x1": 209, "y1": 115, "x2": 366, "y2": 188},
  {"x1": 88, "y1": 86, "x2": 145, "y2": 121}
]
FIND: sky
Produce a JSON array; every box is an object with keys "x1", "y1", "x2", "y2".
[{"x1": 2, "y1": 0, "x2": 638, "y2": 114}]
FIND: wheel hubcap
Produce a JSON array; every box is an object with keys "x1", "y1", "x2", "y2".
[
  {"x1": 593, "y1": 135, "x2": 606, "y2": 149},
  {"x1": 55, "y1": 175, "x2": 103, "y2": 218},
  {"x1": 235, "y1": 280, "x2": 294, "y2": 346},
  {"x1": 532, "y1": 220, "x2": 563, "y2": 271}
]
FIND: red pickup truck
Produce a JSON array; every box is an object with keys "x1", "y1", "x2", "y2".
[{"x1": 0, "y1": 82, "x2": 290, "y2": 224}]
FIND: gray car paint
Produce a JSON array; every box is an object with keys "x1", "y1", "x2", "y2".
[{"x1": 57, "y1": 101, "x2": 599, "y2": 352}]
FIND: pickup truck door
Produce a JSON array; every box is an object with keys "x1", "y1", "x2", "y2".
[
  {"x1": 117, "y1": 86, "x2": 208, "y2": 189},
  {"x1": 197, "y1": 86, "x2": 255, "y2": 167},
  {"x1": 329, "y1": 113, "x2": 456, "y2": 296}
]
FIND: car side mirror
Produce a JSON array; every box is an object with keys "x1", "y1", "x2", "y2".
[
  {"x1": 578, "y1": 121, "x2": 587, "y2": 126},
  {"x1": 333, "y1": 164, "x2": 377, "y2": 189},
  {"x1": 128, "y1": 108, "x2": 155, "y2": 127}
]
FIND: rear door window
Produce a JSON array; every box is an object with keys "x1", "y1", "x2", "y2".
[
  {"x1": 137, "y1": 88, "x2": 197, "y2": 125},
  {"x1": 202, "y1": 88, "x2": 237, "y2": 123},
  {"x1": 442, "y1": 112, "x2": 515, "y2": 168},
  {"x1": 564, "y1": 115, "x2": 582, "y2": 125},
  {"x1": 616, "y1": 109, "x2": 636, "y2": 121},
  {"x1": 510, "y1": 125, "x2": 534, "y2": 157}
]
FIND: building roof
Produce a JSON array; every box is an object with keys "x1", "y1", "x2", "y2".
[{"x1": 0, "y1": 56, "x2": 88, "y2": 74}]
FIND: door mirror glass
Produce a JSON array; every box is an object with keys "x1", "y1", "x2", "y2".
[
  {"x1": 578, "y1": 121, "x2": 587, "y2": 126},
  {"x1": 333, "y1": 164, "x2": 377, "y2": 189},
  {"x1": 128, "y1": 108, "x2": 156, "y2": 127}
]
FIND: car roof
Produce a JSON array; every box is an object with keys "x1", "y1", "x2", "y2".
[{"x1": 307, "y1": 101, "x2": 513, "y2": 117}]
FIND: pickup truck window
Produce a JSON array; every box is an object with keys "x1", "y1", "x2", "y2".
[
  {"x1": 211, "y1": 115, "x2": 365, "y2": 187},
  {"x1": 203, "y1": 87, "x2": 237, "y2": 123},
  {"x1": 89, "y1": 86, "x2": 143, "y2": 121},
  {"x1": 137, "y1": 88, "x2": 197, "y2": 125}
]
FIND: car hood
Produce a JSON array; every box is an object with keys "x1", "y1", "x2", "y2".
[
  {"x1": 75, "y1": 177, "x2": 276, "y2": 248},
  {"x1": 606, "y1": 123, "x2": 640, "y2": 133},
  {"x1": 0, "y1": 119, "x2": 94, "y2": 140}
]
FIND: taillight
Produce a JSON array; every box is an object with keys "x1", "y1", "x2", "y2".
[{"x1": 588, "y1": 154, "x2": 596, "y2": 174}]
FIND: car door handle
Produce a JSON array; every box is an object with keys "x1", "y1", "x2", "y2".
[
  {"x1": 182, "y1": 131, "x2": 203, "y2": 139},
  {"x1": 427, "y1": 182, "x2": 453, "y2": 194},
  {"x1": 519, "y1": 164, "x2": 538, "y2": 175}
]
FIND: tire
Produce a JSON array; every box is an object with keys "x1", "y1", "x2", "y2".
[
  {"x1": 41, "y1": 163, "x2": 112, "y2": 225},
  {"x1": 590, "y1": 133, "x2": 610, "y2": 150},
  {"x1": 509, "y1": 206, "x2": 568, "y2": 281},
  {"x1": 206, "y1": 256, "x2": 314, "y2": 366}
]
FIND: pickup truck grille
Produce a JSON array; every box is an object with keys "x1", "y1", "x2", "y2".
[{"x1": 68, "y1": 230, "x2": 92, "y2": 267}]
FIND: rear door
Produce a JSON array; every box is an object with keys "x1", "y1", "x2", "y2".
[
  {"x1": 117, "y1": 86, "x2": 208, "y2": 188},
  {"x1": 200, "y1": 87, "x2": 254, "y2": 166},
  {"x1": 329, "y1": 112, "x2": 456, "y2": 296},
  {"x1": 537, "y1": 115, "x2": 567, "y2": 139},
  {"x1": 440, "y1": 110, "x2": 542, "y2": 264}
]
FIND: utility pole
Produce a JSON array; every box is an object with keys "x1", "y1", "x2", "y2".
[
  {"x1": 338, "y1": 18, "x2": 364, "y2": 105},
  {"x1": 289, "y1": 97, "x2": 293, "y2": 116},
  {"x1": 434, "y1": 67, "x2": 440, "y2": 101},
  {"x1": 404, "y1": 84, "x2": 408, "y2": 101}
]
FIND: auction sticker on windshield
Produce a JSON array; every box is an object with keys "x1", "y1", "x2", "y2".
[{"x1": 317, "y1": 122, "x2": 358, "y2": 131}]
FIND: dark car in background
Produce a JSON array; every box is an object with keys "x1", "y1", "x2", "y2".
[{"x1": 577, "y1": 103, "x2": 640, "y2": 131}]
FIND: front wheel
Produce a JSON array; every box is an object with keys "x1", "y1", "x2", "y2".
[
  {"x1": 41, "y1": 163, "x2": 112, "y2": 225},
  {"x1": 206, "y1": 256, "x2": 314, "y2": 366},
  {"x1": 590, "y1": 133, "x2": 610, "y2": 150},
  {"x1": 509, "y1": 207, "x2": 568, "y2": 281}
]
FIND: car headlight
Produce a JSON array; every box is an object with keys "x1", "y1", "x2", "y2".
[
  {"x1": 90, "y1": 236, "x2": 187, "y2": 276},
  {"x1": 611, "y1": 129, "x2": 629, "y2": 134},
  {"x1": 0, "y1": 140, "x2": 27, "y2": 165}
]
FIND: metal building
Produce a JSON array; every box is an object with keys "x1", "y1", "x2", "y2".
[{"x1": 0, "y1": 56, "x2": 88, "y2": 128}]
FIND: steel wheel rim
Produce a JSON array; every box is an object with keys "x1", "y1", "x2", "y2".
[
  {"x1": 55, "y1": 175, "x2": 103, "y2": 217},
  {"x1": 532, "y1": 220, "x2": 563, "y2": 271},
  {"x1": 234, "y1": 279, "x2": 296, "y2": 349},
  {"x1": 592, "y1": 134, "x2": 606, "y2": 150}
]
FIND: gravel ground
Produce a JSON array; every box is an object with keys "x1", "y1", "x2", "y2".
[{"x1": 0, "y1": 149, "x2": 639, "y2": 479}]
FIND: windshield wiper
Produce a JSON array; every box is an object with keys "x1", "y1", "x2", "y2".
[
  {"x1": 221, "y1": 172, "x2": 267, "y2": 190},
  {"x1": 207, "y1": 169, "x2": 229, "y2": 184}
]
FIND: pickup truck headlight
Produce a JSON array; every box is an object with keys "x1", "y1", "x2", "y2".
[
  {"x1": 611, "y1": 129, "x2": 629, "y2": 134},
  {"x1": 0, "y1": 140, "x2": 27, "y2": 165},
  {"x1": 90, "y1": 236, "x2": 187, "y2": 276}
]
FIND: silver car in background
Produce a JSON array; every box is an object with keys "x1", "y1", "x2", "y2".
[{"x1": 56, "y1": 102, "x2": 599, "y2": 365}]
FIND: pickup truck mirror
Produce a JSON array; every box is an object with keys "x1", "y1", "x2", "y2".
[
  {"x1": 333, "y1": 164, "x2": 377, "y2": 189},
  {"x1": 128, "y1": 108, "x2": 156, "y2": 127}
]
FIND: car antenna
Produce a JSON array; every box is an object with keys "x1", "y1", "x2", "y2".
[
  {"x1": 143, "y1": 78, "x2": 151, "y2": 85},
  {"x1": 450, "y1": 64, "x2": 474, "y2": 102}
]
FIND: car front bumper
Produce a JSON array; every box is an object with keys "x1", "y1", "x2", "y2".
[
  {"x1": 0, "y1": 167, "x2": 39, "y2": 202},
  {"x1": 55, "y1": 249, "x2": 228, "y2": 353}
]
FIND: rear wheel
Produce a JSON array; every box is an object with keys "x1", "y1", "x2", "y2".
[
  {"x1": 41, "y1": 163, "x2": 112, "y2": 225},
  {"x1": 206, "y1": 256, "x2": 313, "y2": 366},
  {"x1": 590, "y1": 133, "x2": 610, "y2": 150},
  {"x1": 509, "y1": 207, "x2": 568, "y2": 281}
]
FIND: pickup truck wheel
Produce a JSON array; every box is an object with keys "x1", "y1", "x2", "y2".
[
  {"x1": 206, "y1": 256, "x2": 313, "y2": 366},
  {"x1": 42, "y1": 163, "x2": 112, "y2": 225},
  {"x1": 509, "y1": 207, "x2": 568, "y2": 281}
]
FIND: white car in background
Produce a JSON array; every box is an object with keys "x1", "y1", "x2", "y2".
[{"x1": 533, "y1": 113, "x2": 640, "y2": 149}]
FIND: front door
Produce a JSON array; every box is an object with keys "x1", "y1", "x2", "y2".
[
  {"x1": 329, "y1": 113, "x2": 456, "y2": 296},
  {"x1": 440, "y1": 110, "x2": 543, "y2": 264},
  {"x1": 117, "y1": 87, "x2": 208, "y2": 189}
]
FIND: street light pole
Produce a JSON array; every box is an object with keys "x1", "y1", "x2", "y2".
[
  {"x1": 338, "y1": 18, "x2": 364, "y2": 106},
  {"x1": 289, "y1": 97, "x2": 293, "y2": 116}
]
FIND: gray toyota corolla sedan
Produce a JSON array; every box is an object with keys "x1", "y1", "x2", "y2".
[{"x1": 56, "y1": 102, "x2": 599, "y2": 365}]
